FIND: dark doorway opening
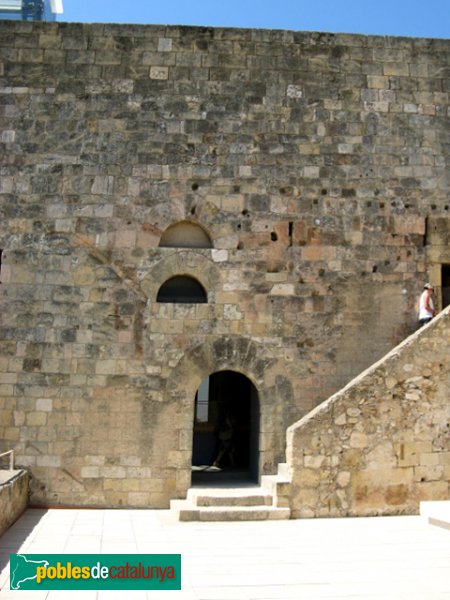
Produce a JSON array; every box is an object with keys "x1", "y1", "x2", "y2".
[
  {"x1": 191, "y1": 370, "x2": 259, "y2": 485},
  {"x1": 442, "y1": 265, "x2": 450, "y2": 309}
]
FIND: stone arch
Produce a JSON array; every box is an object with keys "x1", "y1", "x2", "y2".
[
  {"x1": 167, "y1": 336, "x2": 269, "y2": 401},
  {"x1": 141, "y1": 249, "x2": 221, "y2": 302},
  {"x1": 159, "y1": 221, "x2": 213, "y2": 249}
]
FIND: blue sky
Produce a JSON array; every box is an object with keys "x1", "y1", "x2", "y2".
[{"x1": 61, "y1": 0, "x2": 449, "y2": 39}]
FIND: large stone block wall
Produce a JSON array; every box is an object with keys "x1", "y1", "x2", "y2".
[
  {"x1": 287, "y1": 305, "x2": 450, "y2": 517},
  {"x1": 0, "y1": 20, "x2": 448, "y2": 507}
]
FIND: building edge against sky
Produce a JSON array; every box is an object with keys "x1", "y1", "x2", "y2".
[{"x1": 0, "y1": 0, "x2": 63, "y2": 21}]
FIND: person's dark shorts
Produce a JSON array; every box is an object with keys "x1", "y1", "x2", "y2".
[{"x1": 419, "y1": 317, "x2": 432, "y2": 326}]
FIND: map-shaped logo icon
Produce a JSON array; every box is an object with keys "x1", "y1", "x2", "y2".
[{"x1": 10, "y1": 554, "x2": 49, "y2": 590}]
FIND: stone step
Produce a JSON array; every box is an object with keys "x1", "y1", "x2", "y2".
[
  {"x1": 261, "y1": 463, "x2": 290, "y2": 489},
  {"x1": 260, "y1": 463, "x2": 291, "y2": 509},
  {"x1": 420, "y1": 500, "x2": 450, "y2": 531},
  {"x1": 171, "y1": 464, "x2": 292, "y2": 521},
  {"x1": 171, "y1": 482, "x2": 291, "y2": 521},
  {"x1": 171, "y1": 500, "x2": 290, "y2": 522},
  {"x1": 260, "y1": 474, "x2": 279, "y2": 491},
  {"x1": 187, "y1": 486, "x2": 273, "y2": 507},
  {"x1": 277, "y1": 462, "x2": 290, "y2": 479}
]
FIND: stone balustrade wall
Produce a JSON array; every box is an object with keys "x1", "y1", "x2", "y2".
[{"x1": 287, "y1": 306, "x2": 450, "y2": 517}]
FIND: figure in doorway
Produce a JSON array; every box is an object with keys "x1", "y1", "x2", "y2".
[
  {"x1": 213, "y1": 413, "x2": 236, "y2": 468},
  {"x1": 418, "y1": 283, "x2": 436, "y2": 326}
]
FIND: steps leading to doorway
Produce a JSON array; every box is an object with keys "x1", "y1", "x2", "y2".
[
  {"x1": 171, "y1": 487, "x2": 290, "y2": 521},
  {"x1": 171, "y1": 463, "x2": 291, "y2": 521}
]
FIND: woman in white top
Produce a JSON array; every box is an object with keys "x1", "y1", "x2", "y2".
[{"x1": 419, "y1": 283, "x2": 435, "y2": 326}]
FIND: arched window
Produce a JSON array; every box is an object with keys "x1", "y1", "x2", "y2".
[
  {"x1": 159, "y1": 222, "x2": 212, "y2": 249},
  {"x1": 156, "y1": 276, "x2": 207, "y2": 303}
]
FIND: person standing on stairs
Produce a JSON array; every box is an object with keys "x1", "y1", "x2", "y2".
[{"x1": 418, "y1": 283, "x2": 436, "y2": 326}]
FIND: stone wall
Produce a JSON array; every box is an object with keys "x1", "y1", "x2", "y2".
[
  {"x1": 287, "y1": 305, "x2": 450, "y2": 518},
  {"x1": 0, "y1": 470, "x2": 29, "y2": 535},
  {"x1": 0, "y1": 20, "x2": 449, "y2": 507}
]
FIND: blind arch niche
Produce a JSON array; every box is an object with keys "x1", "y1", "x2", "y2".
[{"x1": 159, "y1": 221, "x2": 212, "y2": 249}]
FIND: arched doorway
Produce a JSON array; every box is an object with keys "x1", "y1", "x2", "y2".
[{"x1": 191, "y1": 370, "x2": 259, "y2": 485}]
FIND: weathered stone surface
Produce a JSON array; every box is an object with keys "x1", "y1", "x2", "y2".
[
  {"x1": 0, "y1": 20, "x2": 448, "y2": 509},
  {"x1": 0, "y1": 470, "x2": 29, "y2": 535}
]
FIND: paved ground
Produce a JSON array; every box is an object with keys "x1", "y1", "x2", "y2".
[{"x1": 0, "y1": 508, "x2": 449, "y2": 599}]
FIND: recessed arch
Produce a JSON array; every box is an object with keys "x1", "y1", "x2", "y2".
[
  {"x1": 159, "y1": 221, "x2": 213, "y2": 249},
  {"x1": 156, "y1": 275, "x2": 207, "y2": 303},
  {"x1": 160, "y1": 335, "x2": 289, "y2": 499},
  {"x1": 140, "y1": 250, "x2": 220, "y2": 303},
  {"x1": 192, "y1": 370, "x2": 260, "y2": 484}
]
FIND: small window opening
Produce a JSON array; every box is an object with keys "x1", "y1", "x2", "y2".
[
  {"x1": 157, "y1": 275, "x2": 207, "y2": 303},
  {"x1": 424, "y1": 216, "x2": 430, "y2": 246}
]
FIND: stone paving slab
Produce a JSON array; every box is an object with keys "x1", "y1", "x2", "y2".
[{"x1": 1, "y1": 509, "x2": 450, "y2": 599}]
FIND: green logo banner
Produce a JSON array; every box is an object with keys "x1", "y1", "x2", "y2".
[{"x1": 10, "y1": 554, "x2": 181, "y2": 590}]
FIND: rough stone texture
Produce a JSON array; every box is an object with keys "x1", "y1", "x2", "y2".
[
  {"x1": 0, "y1": 21, "x2": 449, "y2": 508},
  {"x1": 0, "y1": 470, "x2": 29, "y2": 535},
  {"x1": 287, "y1": 305, "x2": 450, "y2": 518}
]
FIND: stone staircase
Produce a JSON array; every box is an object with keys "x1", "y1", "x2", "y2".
[{"x1": 171, "y1": 463, "x2": 291, "y2": 521}]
